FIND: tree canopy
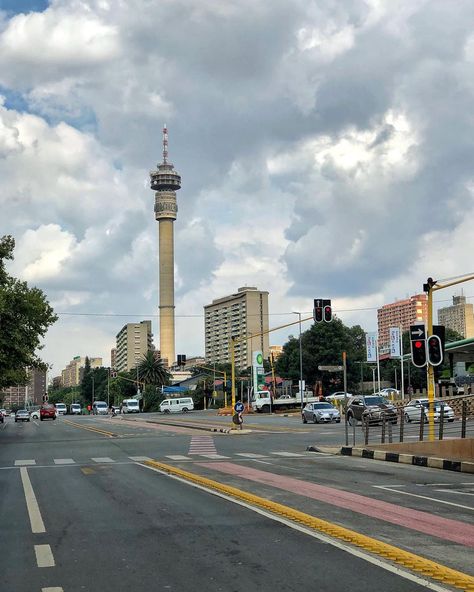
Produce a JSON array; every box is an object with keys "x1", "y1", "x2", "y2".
[{"x1": 0, "y1": 235, "x2": 57, "y2": 389}]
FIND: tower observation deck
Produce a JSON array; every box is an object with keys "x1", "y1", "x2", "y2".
[{"x1": 150, "y1": 125, "x2": 181, "y2": 367}]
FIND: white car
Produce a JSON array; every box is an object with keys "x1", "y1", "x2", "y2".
[
  {"x1": 403, "y1": 399, "x2": 455, "y2": 423},
  {"x1": 380, "y1": 388, "x2": 400, "y2": 398},
  {"x1": 30, "y1": 409, "x2": 40, "y2": 420},
  {"x1": 55, "y1": 403, "x2": 67, "y2": 415},
  {"x1": 326, "y1": 392, "x2": 353, "y2": 402},
  {"x1": 302, "y1": 402, "x2": 341, "y2": 424}
]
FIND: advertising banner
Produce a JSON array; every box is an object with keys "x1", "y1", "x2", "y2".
[
  {"x1": 366, "y1": 332, "x2": 377, "y2": 362},
  {"x1": 252, "y1": 351, "x2": 266, "y2": 392},
  {"x1": 389, "y1": 327, "x2": 401, "y2": 358}
]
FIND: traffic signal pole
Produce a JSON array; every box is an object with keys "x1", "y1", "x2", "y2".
[{"x1": 424, "y1": 273, "x2": 474, "y2": 441}]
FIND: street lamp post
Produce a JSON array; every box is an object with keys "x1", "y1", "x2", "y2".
[{"x1": 293, "y1": 312, "x2": 304, "y2": 410}]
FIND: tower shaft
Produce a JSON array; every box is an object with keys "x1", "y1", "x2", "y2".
[{"x1": 158, "y1": 219, "x2": 175, "y2": 366}]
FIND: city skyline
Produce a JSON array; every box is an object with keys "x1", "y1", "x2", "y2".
[{"x1": 0, "y1": 2, "x2": 473, "y2": 374}]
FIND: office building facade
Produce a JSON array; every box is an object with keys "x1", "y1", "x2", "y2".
[
  {"x1": 438, "y1": 295, "x2": 474, "y2": 339},
  {"x1": 115, "y1": 321, "x2": 154, "y2": 372},
  {"x1": 377, "y1": 294, "x2": 428, "y2": 347},
  {"x1": 204, "y1": 287, "x2": 269, "y2": 369},
  {"x1": 1, "y1": 367, "x2": 47, "y2": 407},
  {"x1": 61, "y1": 356, "x2": 103, "y2": 387}
]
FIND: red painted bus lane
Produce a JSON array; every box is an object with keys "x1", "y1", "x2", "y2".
[{"x1": 198, "y1": 462, "x2": 474, "y2": 547}]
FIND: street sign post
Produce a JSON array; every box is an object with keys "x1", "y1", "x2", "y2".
[{"x1": 234, "y1": 401, "x2": 244, "y2": 413}]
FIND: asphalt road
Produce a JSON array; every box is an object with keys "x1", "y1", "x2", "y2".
[{"x1": 0, "y1": 412, "x2": 473, "y2": 592}]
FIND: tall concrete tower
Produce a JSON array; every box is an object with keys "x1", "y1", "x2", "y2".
[{"x1": 150, "y1": 126, "x2": 181, "y2": 367}]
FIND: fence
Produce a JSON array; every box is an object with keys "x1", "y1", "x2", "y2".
[{"x1": 344, "y1": 396, "x2": 474, "y2": 446}]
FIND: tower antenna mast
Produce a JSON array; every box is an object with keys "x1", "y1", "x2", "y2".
[{"x1": 163, "y1": 124, "x2": 168, "y2": 164}]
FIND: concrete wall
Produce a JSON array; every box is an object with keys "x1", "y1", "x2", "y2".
[{"x1": 368, "y1": 438, "x2": 474, "y2": 461}]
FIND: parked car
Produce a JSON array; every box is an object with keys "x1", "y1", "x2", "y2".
[
  {"x1": 40, "y1": 403, "x2": 57, "y2": 421},
  {"x1": 326, "y1": 392, "x2": 353, "y2": 402},
  {"x1": 403, "y1": 399, "x2": 455, "y2": 423},
  {"x1": 69, "y1": 403, "x2": 82, "y2": 415},
  {"x1": 15, "y1": 409, "x2": 31, "y2": 422},
  {"x1": 302, "y1": 402, "x2": 341, "y2": 424},
  {"x1": 346, "y1": 395, "x2": 398, "y2": 426},
  {"x1": 92, "y1": 401, "x2": 108, "y2": 415},
  {"x1": 380, "y1": 388, "x2": 400, "y2": 398}
]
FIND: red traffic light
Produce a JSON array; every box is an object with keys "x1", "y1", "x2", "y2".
[
  {"x1": 410, "y1": 338, "x2": 427, "y2": 368},
  {"x1": 323, "y1": 305, "x2": 332, "y2": 323},
  {"x1": 427, "y1": 334, "x2": 443, "y2": 366},
  {"x1": 314, "y1": 307, "x2": 323, "y2": 323},
  {"x1": 414, "y1": 341, "x2": 423, "y2": 349}
]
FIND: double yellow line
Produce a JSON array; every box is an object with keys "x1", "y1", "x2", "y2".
[
  {"x1": 144, "y1": 460, "x2": 474, "y2": 592},
  {"x1": 63, "y1": 419, "x2": 117, "y2": 438}
]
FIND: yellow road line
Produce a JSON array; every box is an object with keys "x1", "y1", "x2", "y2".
[
  {"x1": 63, "y1": 419, "x2": 117, "y2": 438},
  {"x1": 144, "y1": 460, "x2": 474, "y2": 592}
]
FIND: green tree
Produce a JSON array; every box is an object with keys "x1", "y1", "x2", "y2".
[
  {"x1": 0, "y1": 235, "x2": 57, "y2": 389},
  {"x1": 81, "y1": 357, "x2": 93, "y2": 404},
  {"x1": 275, "y1": 318, "x2": 366, "y2": 394}
]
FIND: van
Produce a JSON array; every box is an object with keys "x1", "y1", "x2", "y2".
[
  {"x1": 70, "y1": 403, "x2": 81, "y2": 415},
  {"x1": 159, "y1": 397, "x2": 194, "y2": 414},
  {"x1": 122, "y1": 399, "x2": 140, "y2": 413},
  {"x1": 92, "y1": 401, "x2": 108, "y2": 415},
  {"x1": 55, "y1": 403, "x2": 67, "y2": 415}
]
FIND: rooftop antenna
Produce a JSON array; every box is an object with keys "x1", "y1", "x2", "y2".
[{"x1": 162, "y1": 124, "x2": 168, "y2": 164}]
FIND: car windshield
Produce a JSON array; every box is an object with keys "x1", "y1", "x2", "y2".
[
  {"x1": 313, "y1": 403, "x2": 333, "y2": 409},
  {"x1": 363, "y1": 396, "x2": 389, "y2": 406}
]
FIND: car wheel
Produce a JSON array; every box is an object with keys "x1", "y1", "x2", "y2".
[
  {"x1": 312, "y1": 415, "x2": 318, "y2": 424},
  {"x1": 15, "y1": 419, "x2": 18, "y2": 422},
  {"x1": 448, "y1": 418, "x2": 455, "y2": 422},
  {"x1": 404, "y1": 413, "x2": 411, "y2": 423},
  {"x1": 40, "y1": 417, "x2": 43, "y2": 421},
  {"x1": 163, "y1": 409, "x2": 170, "y2": 414},
  {"x1": 347, "y1": 413, "x2": 355, "y2": 426},
  {"x1": 302, "y1": 414, "x2": 307, "y2": 424},
  {"x1": 53, "y1": 416, "x2": 56, "y2": 420},
  {"x1": 182, "y1": 408, "x2": 189, "y2": 413}
]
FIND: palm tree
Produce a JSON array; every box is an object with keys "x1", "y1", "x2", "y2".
[{"x1": 136, "y1": 351, "x2": 171, "y2": 409}]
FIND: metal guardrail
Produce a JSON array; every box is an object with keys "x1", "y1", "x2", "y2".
[{"x1": 344, "y1": 397, "x2": 474, "y2": 446}]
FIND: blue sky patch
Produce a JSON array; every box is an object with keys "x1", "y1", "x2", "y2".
[{"x1": 0, "y1": 0, "x2": 49, "y2": 14}]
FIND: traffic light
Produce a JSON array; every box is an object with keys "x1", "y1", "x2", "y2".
[
  {"x1": 427, "y1": 334, "x2": 443, "y2": 366},
  {"x1": 323, "y1": 305, "x2": 332, "y2": 323},
  {"x1": 314, "y1": 306, "x2": 323, "y2": 323},
  {"x1": 410, "y1": 338, "x2": 427, "y2": 368}
]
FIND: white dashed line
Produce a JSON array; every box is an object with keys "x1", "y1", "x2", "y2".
[
  {"x1": 15, "y1": 459, "x2": 36, "y2": 466},
  {"x1": 53, "y1": 459, "x2": 75, "y2": 465},
  {"x1": 20, "y1": 468, "x2": 45, "y2": 534},
  {"x1": 91, "y1": 457, "x2": 115, "y2": 463},
  {"x1": 198, "y1": 454, "x2": 230, "y2": 459},
  {"x1": 42, "y1": 588, "x2": 64, "y2": 592},
  {"x1": 35, "y1": 544, "x2": 55, "y2": 567},
  {"x1": 271, "y1": 452, "x2": 305, "y2": 457},
  {"x1": 129, "y1": 456, "x2": 152, "y2": 462},
  {"x1": 166, "y1": 455, "x2": 191, "y2": 461}
]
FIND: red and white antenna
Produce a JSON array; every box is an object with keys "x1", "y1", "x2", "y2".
[{"x1": 162, "y1": 124, "x2": 168, "y2": 164}]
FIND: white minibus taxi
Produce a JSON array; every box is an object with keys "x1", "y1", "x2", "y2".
[
  {"x1": 159, "y1": 397, "x2": 194, "y2": 414},
  {"x1": 122, "y1": 399, "x2": 140, "y2": 413}
]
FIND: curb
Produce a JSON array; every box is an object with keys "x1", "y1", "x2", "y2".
[
  {"x1": 307, "y1": 445, "x2": 474, "y2": 473},
  {"x1": 146, "y1": 419, "x2": 232, "y2": 434}
]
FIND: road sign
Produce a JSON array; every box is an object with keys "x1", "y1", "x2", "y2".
[
  {"x1": 410, "y1": 324, "x2": 426, "y2": 340},
  {"x1": 234, "y1": 401, "x2": 244, "y2": 413},
  {"x1": 318, "y1": 365, "x2": 343, "y2": 372}
]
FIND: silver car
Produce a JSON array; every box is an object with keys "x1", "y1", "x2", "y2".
[
  {"x1": 302, "y1": 402, "x2": 341, "y2": 424},
  {"x1": 403, "y1": 399, "x2": 455, "y2": 423},
  {"x1": 15, "y1": 409, "x2": 31, "y2": 422}
]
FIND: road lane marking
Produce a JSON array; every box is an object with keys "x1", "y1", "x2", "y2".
[
  {"x1": 15, "y1": 460, "x2": 36, "y2": 466},
  {"x1": 142, "y1": 460, "x2": 470, "y2": 592},
  {"x1": 374, "y1": 485, "x2": 474, "y2": 511},
  {"x1": 34, "y1": 544, "x2": 55, "y2": 567},
  {"x1": 198, "y1": 454, "x2": 230, "y2": 459},
  {"x1": 129, "y1": 456, "x2": 152, "y2": 462},
  {"x1": 53, "y1": 459, "x2": 75, "y2": 465},
  {"x1": 20, "y1": 468, "x2": 45, "y2": 533},
  {"x1": 271, "y1": 452, "x2": 305, "y2": 457},
  {"x1": 235, "y1": 453, "x2": 267, "y2": 458},
  {"x1": 42, "y1": 588, "x2": 64, "y2": 591},
  {"x1": 166, "y1": 455, "x2": 192, "y2": 461},
  {"x1": 91, "y1": 457, "x2": 115, "y2": 463},
  {"x1": 81, "y1": 467, "x2": 96, "y2": 475},
  {"x1": 435, "y1": 489, "x2": 474, "y2": 497},
  {"x1": 62, "y1": 419, "x2": 117, "y2": 437}
]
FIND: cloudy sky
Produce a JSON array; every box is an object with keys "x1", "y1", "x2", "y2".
[{"x1": 1, "y1": 0, "x2": 473, "y2": 377}]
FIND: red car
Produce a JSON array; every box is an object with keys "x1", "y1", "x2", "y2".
[{"x1": 40, "y1": 404, "x2": 56, "y2": 421}]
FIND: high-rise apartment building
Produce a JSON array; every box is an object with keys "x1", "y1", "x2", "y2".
[
  {"x1": 115, "y1": 321, "x2": 154, "y2": 372},
  {"x1": 1, "y1": 367, "x2": 46, "y2": 407},
  {"x1": 61, "y1": 356, "x2": 103, "y2": 387},
  {"x1": 377, "y1": 293, "x2": 428, "y2": 347},
  {"x1": 438, "y1": 295, "x2": 474, "y2": 339},
  {"x1": 111, "y1": 348, "x2": 117, "y2": 369},
  {"x1": 204, "y1": 287, "x2": 269, "y2": 369}
]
